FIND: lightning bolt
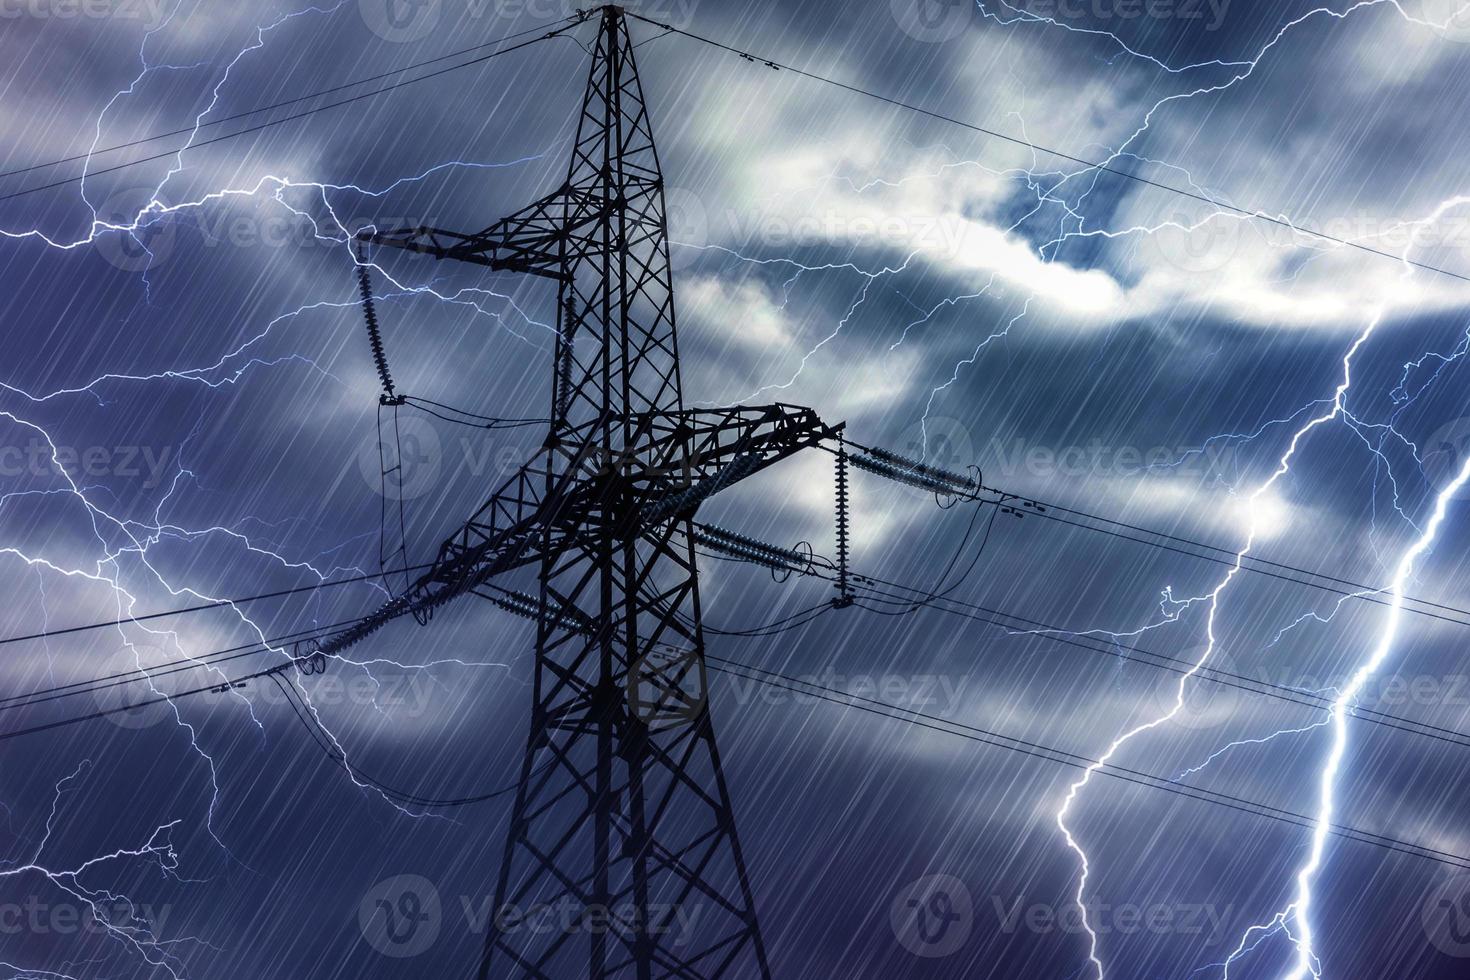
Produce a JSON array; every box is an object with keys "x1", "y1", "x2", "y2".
[
  {"x1": 655, "y1": 17, "x2": 1470, "y2": 977},
  {"x1": 1269, "y1": 448, "x2": 1470, "y2": 978},
  {"x1": 1172, "y1": 717, "x2": 1333, "y2": 782},
  {"x1": 10, "y1": 0, "x2": 1470, "y2": 976},
  {"x1": 1, "y1": 763, "x2": 192, "y2": 979},
  {"x1": 0, "y1": 5, "x2": 566, "y2": 974},
  {"x1": 1048, "y1": 166, "x2": 1470, "y2": 976}
]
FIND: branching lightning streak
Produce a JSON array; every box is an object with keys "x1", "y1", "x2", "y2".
[
  {"x1": 1263, "y1": 449, "x2": 1470, "y2": 979},
  {"x1": 796, "y1": 11, "x2": 1470, "y2": 973},
  {"x1": 1055, "y1": 305, "x2": 1381, "y2": 978},
  {"x1": 1047, "y1": 158, "x2": 1470, "y2": 975},
  {"x1": 1, "y1": 763, "x2": 191, "y2": 978},
  {"x1": 12, "y1": 1, "x2": 1470, "y2": 976},
  {"x1": 1172, "y1": 717, "x2": 1332, "y2": 782},
  {"x1": 658, "y1": 26, "x2": 1470, "y2": 978},
  {"x1": 977, "y1": 0, "x2": 1253, "y2": 73},
  {"x1": 0, "y1": 6, "x2": 563, "y2": 976}
]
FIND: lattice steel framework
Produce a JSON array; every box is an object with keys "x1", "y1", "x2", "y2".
[{"x1": 319, "y1": 6, "x2": 844, "y2": 977}]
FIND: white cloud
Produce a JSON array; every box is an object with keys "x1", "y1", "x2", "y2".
[{"x1": 669, "y1": 8, "x2": 1470, "y2": 335}]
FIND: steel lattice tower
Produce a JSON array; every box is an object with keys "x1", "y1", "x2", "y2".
[{"x1": 318, "y1": 6, "x2": 842, "y2": 976}]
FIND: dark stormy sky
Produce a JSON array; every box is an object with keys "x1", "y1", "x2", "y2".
[{"x1": 5, "y1": 0, "x2": 1470, "y2": 977}]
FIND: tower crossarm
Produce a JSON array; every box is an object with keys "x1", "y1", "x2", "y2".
[
  {"x1": 662, "y1": 403, "x2": 841, "y2": 474},
  {"x1": 357, "y1": 184, "x2": 613, "y2": 281},
  {"x1": 622, "y1": 404, "x2": 841, "y2": 521},
  {"x1": 315, "y1": 403, "x2": 837, "y2": 656},
  {"x1": 312, "y1": 445, "x2": 579, "y2": 654}
]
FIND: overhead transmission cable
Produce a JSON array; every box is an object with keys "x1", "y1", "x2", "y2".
[
  {"x1": 702, "y1": 656, "x2": 1470, "y2": 872},
  {"x1": 0, "y1": 561, "x2": 438, "y2": 650},
  {"x1": 626, "y1": 12, "x2": 1470, "y2": 285},
  {"x1": 685, "y1": 523, "x2": 1470, "y2": 754},
  {"x1": 269, "y1": 674, "x2": 551, "y2": 808},
  {"x1": 829, "y1": 436, "x2": 1470, "y2": 629},
  {"x1": 0, "y1": 615, "x2": 367, "y2": 715},
  {"x1": 0, "y1": 618, "x2": 372, "y2": 742},
  {"x1": 0, "y1": 17, "x2": 584, "y2": 185},
  {"x1": 0, "y1": 18, "x2": 585, "y2": 205},
  {"x1": 5, "y1": 581, "x2": 1469, "y2": 871},
  {"x1": 10, "y1": 603, "x2": 1462, "y2": 868},
  {"x1": 844, "y1": 574, "x2": 1470, "y2": 750}
]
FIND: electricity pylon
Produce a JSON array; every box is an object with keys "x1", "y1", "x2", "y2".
[{"x1": 318, "y1": 6, "x2": 841, "y2": 976}]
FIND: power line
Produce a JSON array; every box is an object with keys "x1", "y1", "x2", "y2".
[
  {"x1": 10, "y1": 527, "x2": 1469, "y2": 866},
  {"x1": 831, "y1": 437, "x2": 1470, "y2": 630},
  {"x1": 10, "y1": 594, "x2": 1463, "y2": 871},
  {"x1": 0, "y1": 607, "x2": 532, "y2": 809},
  {"x1": 0, "y1": 21, "x2": 581, "y2": 205},
  {"x1": 703, "y1": 656, "x2": 1470, "y2": 872},
  {"x1": 0, "y1": 562, "x2": 437, "y2": 649},
  {"x1": 1017, "y1": 487, "x2": 1470, "y2": 620},
  {"x1": 269, "y1": 673, "x2": 547, "y2": 808},
  {"x1": 0, "y1": 532, "x2": 826, "y2": 713},
  {"x1": 0, "y1": 619, "x2": 364, "y2": 743},
  {"x1": 683, "y1": 524, "x2": 1470, "y2": 755},
  {"x1": 1018, "y1": 501, "x2": 1470, "y2": 626},
  {"x1": 403, "y1": 396, "x2": 549, "y2": 429},
  {"x1": 1006, "y1": 490, "x2": 1470, "y2": 619},
  {"x1": 0, "y1": 616, "x2": 367, "y2": 715},
  {"x1": 0, "y1": 402, "x2": 557, "y2": 650},
  {"x1": 0, "y1": 17, "x2": 582, "y2": 186},
  {"x1": 691, "y1": 500, "x2": 997, "y2": 636},
  {"x1": 15, "y1": 520, "x2": 1469, "y2": 759},
  {"x1": 847, "y1": 575, "x2": 1470, "y2": 751},
  {"x1": 629, "y1": 12, "x2": 1470, "y2": 285}
]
